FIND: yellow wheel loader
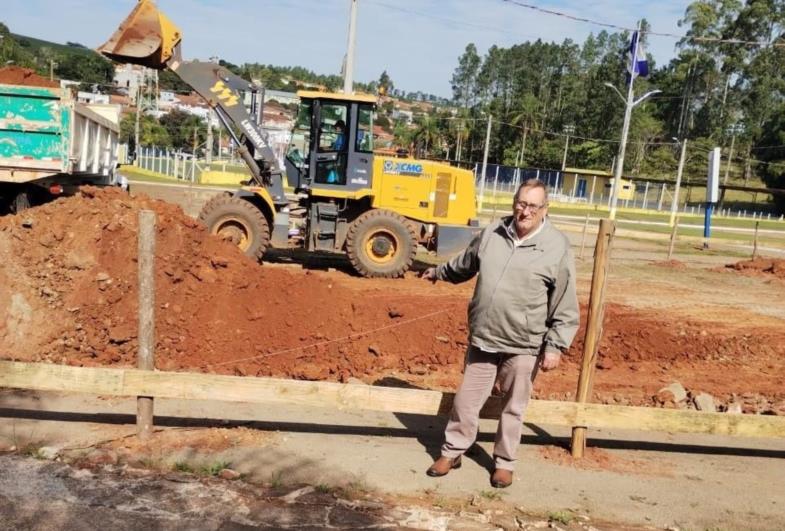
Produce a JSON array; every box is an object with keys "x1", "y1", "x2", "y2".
[{"x1": 101, "y1": 0, "x2": 479, "y2": 278}]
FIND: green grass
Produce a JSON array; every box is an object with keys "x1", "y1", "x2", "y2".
[
  {"x1": 481, "y1": 191, "x2": 783, "y2": 231},
  {"x1": 477, "y1": 489, "x2": 506, "y2": 501},
  {"x1": 547, "y1": 510, "x2": 575, "y2": 525},
  {"x1": 199, "y1": 460, "x2": 231, "y2": 477},
  {"x1": 120, "y1": 166, "x2": 236, "y2": 189},
  {"x1": 173, "y1": 461, "x2": 195, "y2": 473},
  {"x1": 19, "y1": 442, "x2": 46, "y2": 460},
  {"x1": 135, "y1": 156, "x2": 250, "y2": 184},
  {"x1": 12, "y1": 33, "x2": 95, "y2": 58},
  {"x1": 269, "y1": 470, "x2": 285, "y2": 488}
]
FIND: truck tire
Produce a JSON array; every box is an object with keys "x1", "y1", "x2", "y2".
[
  {"x1": 11, "y1": 191, "x2": 31, "y2": 214},
  {"x1": 345, "y1": 209, "x2": 417, "y2": 278},
  {"x1": 198, "y1": 194, "x2": 270, "y2": 261}
]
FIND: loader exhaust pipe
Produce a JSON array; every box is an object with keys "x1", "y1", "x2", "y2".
[{"x1": 98, "y1": 0, "x2": 182, "y2": 69}]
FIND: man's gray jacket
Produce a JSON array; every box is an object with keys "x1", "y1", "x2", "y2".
[{"x1": 436, "y1": 217, "x2": 579, "y2": 356}]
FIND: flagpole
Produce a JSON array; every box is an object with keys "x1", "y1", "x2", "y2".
[{"x1": 608, "y1": 21, "x2": 641, "y2": 220}]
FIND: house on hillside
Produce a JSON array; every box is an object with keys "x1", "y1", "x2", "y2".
[
  {"x1": 263, "y1": 89, "x2": 298, "y2": 107},
  {"x1": 76, "y1": 92, "x2": 109, "y2": 104},
  {"x1": 372, "y1": 125, "x2": 394, "y2": 150},
  {"x1": 391, "y1": 109, "x2": 413, "y2": 125}
]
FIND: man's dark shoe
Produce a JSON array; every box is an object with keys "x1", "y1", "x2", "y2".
[
  {"x1": 426, "y1": 456, "x2": 462, "y2": 477},
  {"x1": 490, "y1": 468, "x2": 513, "y2": 488}
]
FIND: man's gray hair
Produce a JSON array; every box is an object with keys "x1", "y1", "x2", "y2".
[{"x1": 515, "y1": 179, "x2": 549, "y2": 205}]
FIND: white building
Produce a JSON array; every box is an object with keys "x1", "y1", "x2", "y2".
[
  {"x1": 76, "y1": 91, "x2": 110, "y2": 104},
  {"x1": 392, "y1": 109, "x2": 413, "y2": 124}
]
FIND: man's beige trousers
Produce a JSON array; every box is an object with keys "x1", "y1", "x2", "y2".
[{"x1": 441, "y1": 346, "x2": 540, "y2": 471}]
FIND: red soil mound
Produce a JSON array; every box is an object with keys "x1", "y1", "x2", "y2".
[
  {"x1": 1, "y1": 187, "x2": 783, "y2": 411},
  {"x1": 0, "y1": 187, "x2": 466, "y2": 384},
  {"x1": 0, "y1": 66, "x2": 59, "y2": 88},
  {"x1": 726, "y1": 257, "x2": 785, "y2": 280}
]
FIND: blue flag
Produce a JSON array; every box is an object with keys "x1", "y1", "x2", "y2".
[{"x1": 627, "y1": 31, "x2": 649, "y2": 79}]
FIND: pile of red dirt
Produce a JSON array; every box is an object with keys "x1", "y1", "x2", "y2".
[
  {"x1": 1, "y1": 187, "x2": 783, "y2": 411},
  {"x1": 725, "y1": 257, "x2": 785, "y2": 281},
  {"x1": 0, "y1": 66, "x2": 59, "y2": 88},
  {"x1": 0, "y1": 187, "x2": 467, "y2": 384}
]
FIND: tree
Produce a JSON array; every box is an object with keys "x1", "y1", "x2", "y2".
[
  {"x1": 378, "y1": 70, "x2": 394, "y2": 96},
  {"x1": 412, "y1": 115, "x2": 441, "y2": 156},
  {"x1": 160, "y1": 109, "x2": 207, "y2": 151},
  {"x1": 451, "y1": 43, "x2": 481, "y2": 108},
  {"x1": 55, "y1": 52, "x2": 114, "y2": 85}
]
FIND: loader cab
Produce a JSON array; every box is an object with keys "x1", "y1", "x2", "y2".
[{"x1": 284, "y1": 91, "x2": 377, "y2": 194}]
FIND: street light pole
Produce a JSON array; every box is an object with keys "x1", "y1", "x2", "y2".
[
  {"x1": 478, "y1": 114, "x2": 492, "y2": 212},
  {"x1": 606, "y1": 22, "x2": 660, "y2": 220}
]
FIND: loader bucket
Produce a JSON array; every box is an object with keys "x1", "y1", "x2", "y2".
[{"x1": 98, "y1": 0, "x2": 182, "y2": 69}]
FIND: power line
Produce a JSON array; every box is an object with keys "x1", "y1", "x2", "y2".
[
  {"x1": 366, "y1": 0, "x2": 544, "y2": 40},
  {"x1": 500, "y1": 0, "x2": 785, "y2": 48}
]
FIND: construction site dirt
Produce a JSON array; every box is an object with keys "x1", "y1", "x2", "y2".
[
  {"x1": 1, "y1": 187, "x2": 784, "y2": 415},
  {"x1": 0, "y1": 66, "x2": 60, "y2": 87}
]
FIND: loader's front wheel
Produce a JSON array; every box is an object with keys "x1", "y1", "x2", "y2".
[
  {"x1": 198, "y1": 195, "x2": 270, "y2": 261},
  {"x1": 346, "y1": 209, "x2": 417, "y2": 278}
]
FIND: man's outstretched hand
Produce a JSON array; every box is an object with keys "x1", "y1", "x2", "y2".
[
  {"x1": 540, "y1": 351, "x2": 561, "y2": 371},
  {"x1": 420, "y1": 267, "x2": 438, "y2": 283}
]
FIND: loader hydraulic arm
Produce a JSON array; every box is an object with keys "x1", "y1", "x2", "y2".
[
  {"x1": 98, "y1": 0, "x2": 281, "y2": 189},
  {"x1": 168, "y1": 50, "x2": 279, "y2": 187}
]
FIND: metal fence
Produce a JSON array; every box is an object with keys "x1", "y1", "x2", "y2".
[
  {"x1": 135, "y1": 146, "x2": 250, "y2": 183},
  {"x1": 473, "y1": 163, "x2": 784, "y2": 221}
]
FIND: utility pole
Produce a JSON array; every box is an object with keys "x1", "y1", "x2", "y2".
[
  {"x1": 669, "y1": 138, "x2": 687, "y2": 227},
  {"x1": 206, "y1": 114, "x2": 214, "y2": 165},
  {"x1": 723, "y1": 123, "x2": 743, "y2": 184},
  {"x1": 561, "y1": 124, "x2": 575, "y2": 171},
  {"x1": 342, "y1": 0, "x2": 358, "y2": 94},
  {"x1": 134, "y1": 82, "x2": 142, "y2": 166},
  {"x1": 49, "y1": 59, "x2": 56, "y2": 82},
  {"x1": 606, "y1": 22, "x2": 660, "y2": 219},
  {"x1": 478, "y1": 114, "x2": 492, "y2": 212}
]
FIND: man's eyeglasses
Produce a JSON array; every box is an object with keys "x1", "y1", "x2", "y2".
[{"x1": 514, "y1": 200, "x2": 547, "y2": 213}]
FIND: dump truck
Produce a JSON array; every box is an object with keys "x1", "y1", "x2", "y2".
[
  {"x1": 0, "y1": 80, "x2": 123, "y2": 213},
  {"x1": 100, "y1": 0, "x2": 479, "y2": 277}
]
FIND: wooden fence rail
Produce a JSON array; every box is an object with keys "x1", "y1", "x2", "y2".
[{"x1": 2, "y1": 361, "x2": 784, "y2": 440}]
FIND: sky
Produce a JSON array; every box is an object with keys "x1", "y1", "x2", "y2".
[{"x1": 3, "y1": 0, "x2": 689, "y2": 97}]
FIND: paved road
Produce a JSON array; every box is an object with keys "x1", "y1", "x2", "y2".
[{"x1": 2, "y1": 390, "x2": 783, "y2": 530}]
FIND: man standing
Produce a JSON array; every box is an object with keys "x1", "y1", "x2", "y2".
[{"x1": 421, "y1": 179, "x2": 579, "y2": 488}]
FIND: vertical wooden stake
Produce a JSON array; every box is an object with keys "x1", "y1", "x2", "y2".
[
  {"x1": 579, "y1": 213, "x2": 590, "y2": 260},
  {"x1": 752, "y1": 221, "x2": 760, "y2": 260},
  {"x1": 667, "y1": 216, "x2": 679, "y2": 260},
  {"x1": 137, "y1": 210, "x2": 156, "y2": 440},
  {"x1": 571, "y1": 218, "x2": 615, "y2": 458}
]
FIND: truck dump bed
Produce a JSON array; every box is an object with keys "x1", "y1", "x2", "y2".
[{"x1": 0, "y1": 83, "x2": 120, "y2": 185}]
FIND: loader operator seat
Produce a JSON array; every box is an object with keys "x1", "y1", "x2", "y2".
[{"x1": 315, "y1": 103, "x2": 349, "y2": 186}]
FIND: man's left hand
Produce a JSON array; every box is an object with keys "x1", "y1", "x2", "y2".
[{"x1": 540, "y1": 351, "x2": 561, "y2": 371}]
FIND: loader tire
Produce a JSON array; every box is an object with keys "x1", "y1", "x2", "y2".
[
  {"x1": 345, "y1": 209, "x2": 417, "y2": 278},
  {"x1": 198, "y1": 194, "x2": 270, "y2": 261}
]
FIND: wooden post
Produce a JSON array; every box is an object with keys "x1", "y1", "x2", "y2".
[
  {"x1": 667, "y1": 216, "x2": 679, "y2": 260},
  {"x1": 137, "y1": 210, "x2": 156, "y2": 439},
  {"x1": 752, "y1": 221, "x2": 760, "y2": 260},
  {"x1": 571, "y1": 219, "x2": 615, "y2": 458},
  {"x1": 579, "y1": 213, "x2": 590, "y2": 260}
]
